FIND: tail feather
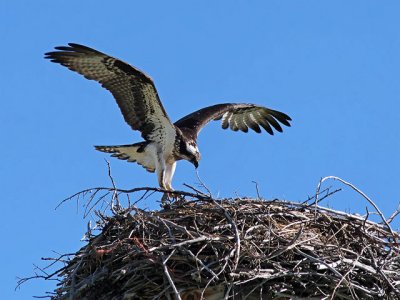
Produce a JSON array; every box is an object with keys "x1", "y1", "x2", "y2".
[{"x1": 95, "y1": 142, "x2": 155, "y2": 173}]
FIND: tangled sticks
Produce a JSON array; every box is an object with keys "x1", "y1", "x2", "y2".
[{"x1": 44, "y1": 185, "x2": 400, "y2": 300}]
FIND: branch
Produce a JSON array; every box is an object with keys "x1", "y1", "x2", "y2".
[{"x1": 314, "y1": 176, "x2": 397, "y2": 243}]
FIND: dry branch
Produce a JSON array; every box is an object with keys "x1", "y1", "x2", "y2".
[
  {"x1": 18, "y1": 173, "x2": 400, "y2": 300},
  {"x1": 22, "y1": 184, "x2": 400, "y2": 300}
]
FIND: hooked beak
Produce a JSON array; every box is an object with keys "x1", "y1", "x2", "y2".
[{"x1": 191, "y1": 159, "x2": 199, "y2": 169}]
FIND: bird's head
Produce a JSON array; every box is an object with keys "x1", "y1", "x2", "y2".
[{"x1": 180, "y1": 140, "x2": 201, "y2": 168}]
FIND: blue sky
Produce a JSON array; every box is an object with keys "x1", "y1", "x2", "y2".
[{"x1": 2, "y1": 1, "x2": 400, "y2": 298}]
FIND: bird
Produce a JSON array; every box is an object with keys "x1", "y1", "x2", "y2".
[{"x1": 45, "y1": 43, "x2": 292, "y2": 191}]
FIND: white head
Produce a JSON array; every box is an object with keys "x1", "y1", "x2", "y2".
[{"x1": 180, "y1": 140, "x2": 201, "y2": 168}]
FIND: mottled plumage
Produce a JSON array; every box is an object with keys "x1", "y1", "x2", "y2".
[{"x1": 45, "y1": 43, "x2": 292, "y2": 190}]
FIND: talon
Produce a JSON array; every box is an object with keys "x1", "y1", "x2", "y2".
[
  {"x1": 160, "y1": 190, "x2": 186, "y2": 208},
  {"x1": 161, "y1": 191, "x2": 175, "y2": 208}
]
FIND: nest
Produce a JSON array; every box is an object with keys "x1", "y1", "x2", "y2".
[{"x1": 48, "y1": 190, "x2": 400, "y2": 300}]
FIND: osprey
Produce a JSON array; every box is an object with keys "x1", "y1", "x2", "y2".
[{"x1": 45, "y1": 43, "x2": 292, "y2": 191}]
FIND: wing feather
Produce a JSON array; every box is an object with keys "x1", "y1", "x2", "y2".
[
  {"x1": 258, "y1": 118, "x2": 274, "y2": 135},
  {"x1": 230, "y1": 114, "x2": 240, "y2": 131},
  {"x1": 235, "y1": 113, "x2": 249, "y2": 132},
  {"x1": 260, "y1": 111, "x2": 283, "y2": 132},
  {"x1": 221, "y1": 112, "x2": 232, "y2": 129},
  {"x1": 45, "y1": 43, "x2": 175, "y2": 142},
  {"x1": 175, "y1": 103, "x2": 291, "y2": 138},
  {"x1": 244, "y1": 113, "x2": 262, "y2": 133},
  {"x1": 268, "y1": 110, "x2": 291, "y2": 127}
]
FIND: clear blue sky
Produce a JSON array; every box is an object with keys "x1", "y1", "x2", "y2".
[{"x1": 2, "y1": 1, "x2": 400, "y2": 298}]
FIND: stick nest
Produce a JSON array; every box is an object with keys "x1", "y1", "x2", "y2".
[{"x1": 47, "y1": 194, "x2": 400, "y2": 300}]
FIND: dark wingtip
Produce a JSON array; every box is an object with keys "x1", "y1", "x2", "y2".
[
  {"x1": 44, "y1": 49, "x2": 58, "y2": 59},
  {"x1": 270, "y1": 110, "x2": 292, "y2": 127},
  {"x1": 94, "y1": 145, "x2": 107, "y2": 152},
  {"x1": 54, "y1": 46, "x2": 71, "y2": 51},
  {"x1": 282, "y1": 113, "x2": 292, "y2": 122},
  {"x1": 67, "y1": 43, "x2": 99, "y2": 53},
  {"x1": 249, "y1": 123, "x2": 262, "y2": 133},
  {"x1": 279, "y1": 118, "x2": 291, "y2": 127},
  {"x1": 44, "y1": 43, "x2": 100, "y2": 60},
  {"x1": 68, "y1": 42, "x2": 82, "y2": 47}
]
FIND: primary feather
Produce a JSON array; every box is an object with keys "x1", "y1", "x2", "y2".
[{"x1": 45, "y1": 43, "x2": 174, "y2": 143}]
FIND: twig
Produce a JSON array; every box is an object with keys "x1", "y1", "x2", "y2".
[
  {"x1": 387, "y1": 203, "x2": 400, "y2": 224},
  {"x1": 195, "y1": 170, "x2": 213, "y2": 197},
  {"x1": 211, "y1": 200, "x2": 241, "y2": 272},
  {"x1": 68, "y1": 257, "x2": 84, "y2": 300},
  {"x1": 105, "y1": 160, "x2": 120, "y2": 213},
  {"x1": 162, "y1": 250, "x2": 182, "y2": 300},
  {"x1": 304, "y1": 187, "x2": 342, "y2": 205},
  {"x1": 183, "y1": 183, "x2": 208, "y2": 197},
  {"x1": 252, "y1": 181, "x2": 262, "y2": 200},
  {"x1": 330, "y1": 246, "x2": 367, "y2": 300},
  {"x1": 315, "y1": 176, "x2": 397, "y2": 244},
  {"x1": 56, "y1": 186, "x2": 212, "y2": 217}
]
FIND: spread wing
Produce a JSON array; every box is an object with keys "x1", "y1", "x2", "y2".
[
  {"x1": 45, "y1": 43, "x2": 175, "y2": 143},
  {"x1": 174, "y1": 103, "x2": 291, "y2": 138}
]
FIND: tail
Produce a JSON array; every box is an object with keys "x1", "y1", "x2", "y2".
[{"x1": 95, "y1": 142, "x2": 155, "y2": 173}]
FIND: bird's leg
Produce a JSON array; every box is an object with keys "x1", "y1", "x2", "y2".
[
  {"x1": 161, "y1": 162, "x2": 181, "y2": 205},
  {"x1": 164, "y1": 162, "x2": 176, "y2": 191},
  {"x1": 157, "y1": 169, "x2": 169, "y2": 191},
  {"x1": 160, "y1": 183, "x2": 172, "y2": 207},
  {"x1": 158, "y1": 166, "x2": 172, "y2": 205},
  {"x1": 165, "y1": 162, "x2": 186, "y2": 203}
]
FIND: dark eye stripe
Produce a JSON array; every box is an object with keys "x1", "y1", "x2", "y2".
[{"x1": 179, "y1": 140, "x2": 192, "y2": 157}]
